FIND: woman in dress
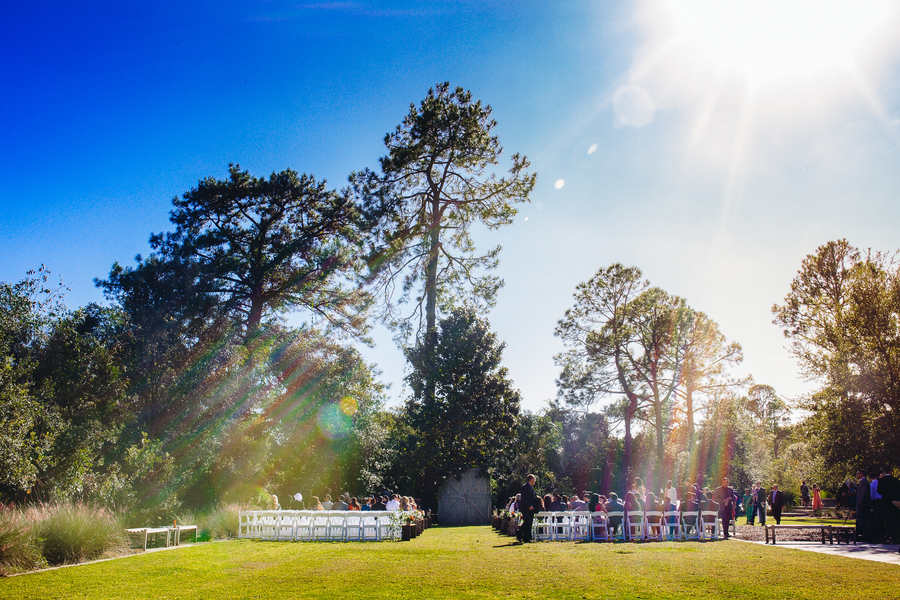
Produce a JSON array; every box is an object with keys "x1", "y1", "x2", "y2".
[
  {"x1": 310, "y1": 496, "x2": 324, "y2": 510},
  {"x1": 812, "y1": 484, "x2": 823, "y2": 511}
]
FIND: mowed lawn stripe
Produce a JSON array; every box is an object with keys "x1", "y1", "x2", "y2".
[{"x1": 1, "y1": 526, "x2": 897, "y2": 599}]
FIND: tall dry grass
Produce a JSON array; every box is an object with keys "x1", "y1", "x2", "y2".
[
  {"x1": 177, "y1": 503, "x2": 244, "y2": 541},
  {"x1": 26, "y1": 503, "x2": 124, "y2": 566},
  {"x1": 0, "y1": 505, "x2": 46, "y2": 576}
]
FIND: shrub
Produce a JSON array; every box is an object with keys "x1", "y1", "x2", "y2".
[
  {"x1": 32, "y1": 503, "x2": 125, "y2": 564},
  {"x1": 198, "y1": 503, "x2": 244, "y2": 541},
  {"x1": 0, "y1": 506, "x2": 45, "y2": 576}
]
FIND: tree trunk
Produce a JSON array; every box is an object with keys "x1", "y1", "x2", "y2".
[
  {"x1": 685, "y1": 387, "x2": 695, "y2": 451},
  {"x1": 424, "y1": 193, "x2": 441, "y2": 404}
]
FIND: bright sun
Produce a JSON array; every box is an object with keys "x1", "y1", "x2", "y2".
[{"x1": 663, "y1": 0, "x2": 896, "y2": 83}]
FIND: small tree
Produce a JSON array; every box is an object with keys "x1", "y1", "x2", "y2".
[{"x1": 403, "y1": 306, "x2": 521, "y2": 506}]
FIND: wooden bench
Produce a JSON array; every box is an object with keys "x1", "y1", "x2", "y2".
[
  {"x1": 764, "y1": 524, "x2": 854, "y2": 545},
  {"x1": 126, "y1": 525, "x2": 198, "y2": 551}
]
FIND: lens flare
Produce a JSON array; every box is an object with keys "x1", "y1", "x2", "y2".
[
  {"x1": 317, "y1": 403, "x2": 352, "y2": 440},
  {"x1": 340, "y1": 395, "x2": 358, "y2": 416},
  {"x1": 554, "y1": 179, "x2": 565, "y2": 189}
]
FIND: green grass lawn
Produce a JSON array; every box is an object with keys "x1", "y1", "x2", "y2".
[{"x1": 1, "y1": 526, "x2": 896, "y2": 600}]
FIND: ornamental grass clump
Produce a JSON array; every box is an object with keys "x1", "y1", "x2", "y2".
[
  {"x1": 32, "y1": 503, "x2": 125, "y2": 564},
  {"x1": 0, "y1": 505, "x2": 45, "y2": 576},
  {"x1": 199, "y1": 503, "x2": 243, "y2": 540}
]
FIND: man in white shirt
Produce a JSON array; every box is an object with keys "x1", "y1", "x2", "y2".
[
  {"x1": 386, "y1": 494, "x2": 401, "y2": 510},
  {"x1": 321, "y1": 494, "x2": 334, "y2": 510}
]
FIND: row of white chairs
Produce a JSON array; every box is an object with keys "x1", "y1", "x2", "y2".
[
  {"x1": 531, "y1": 510, "x2": 726, "y2": 542},
  {"x1": 239, "y1": 510, "x2": 400, "y2": 542}
]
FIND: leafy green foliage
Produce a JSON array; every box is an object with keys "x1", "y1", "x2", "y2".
[
  {"x1": 773, "y1": 239, "x2": 900, "y2": 480},
  {"x1": 394, "y1": 307, "x2": 520, "y2": 504},
  {"x1": 357, "y1": 82, "x2": 535, "y2": 338}
]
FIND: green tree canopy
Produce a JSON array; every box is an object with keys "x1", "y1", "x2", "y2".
[
  {"x1": 356, "y1": 82, "x2": 535, "y2": 340},
  {"x1": 774, "y1": 239, "x2": 900, "y2": 477},
  {"x1": 403, "y1": 306, "x2": 521, "y2": 505},
  {"x1": 103, "y1": 164, "x2": 373, "y2": 341}
]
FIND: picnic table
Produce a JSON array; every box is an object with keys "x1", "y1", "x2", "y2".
[
  {"x1": 126, "y1": 525, "x2": 198, "y2": 551},
  {"x1": 764, "y1": 524, "x2": 855, "y2": 545}
]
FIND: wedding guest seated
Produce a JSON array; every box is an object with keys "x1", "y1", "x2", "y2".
[
  {"x1": 700, "y1": 493, "x2": 719, "y2": 530},
  {"x1": 372, "y1": 496, "x2": 387, "y2": 511},
  {"x1": 361, "y1": 497, "x2": 372, "y2": 511},
  {"x1": 334, "y1": 492, "x2": 350, "y2": 510},
  {"x1": 663, "y1": 495, "x2": 679, "y2": 536},
  {"x1": 311, "y1": 496, "x2": 324, "y2": 511},
  {"x1": 624, "y1": 491, "x2": 642, "y2": 524},
  {"x1": 663, "y1": 495, "x2": 678, "y2": 517},
  {"x1": 643, "y1": 491, "x2": 663, "y2": 536},
  {"x1": 681, "y1": 492, "x2": 699, "y2": 534},
  {"x1": 550, "y1": 494, "x2": 566, "y2": 512},
  {"x1": 606, "y1": 493, "x2": 624, "y2": 535},
  {"x1": 644, "y1": 491, "x2": 664, "y2": 512},
  {"x1": 349, "y1": 497, "x2": 361, "y2": 510},
  {"x1": 570, "y1": 493, "x2": 588, "y2": 511}
]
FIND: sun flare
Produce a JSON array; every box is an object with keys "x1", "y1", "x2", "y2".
[{"x1": 663, "y1": 0, "x2": 896, "y2": 83}]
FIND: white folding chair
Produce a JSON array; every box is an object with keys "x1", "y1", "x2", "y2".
[
  {"x1": 682, "y1": 510, "x2": 701, "y2": 541},
  {"x1": 701, "y1": 510, "x2": 719, "y2": 540},
  {"x1": 238, "y1": 511, "x2": 254, "y2": 539},
  {"x1": 258, "y1": 511, "x2": 278, "y2": 541},
  {"x1": 571, "y1": 511, "x2": 591, "y2": 541},
  {"x1": 643, "y1": 511, "x2": 664, "y2": 541},
  {"x1": 533, "y1": 512, "x2": 554, "y2": 541},
  {"x1": 554, "y1": 512, "x2": 573, "y2": 541},
  {"x1": 344, "y1": 514, "x2": 363, "y2": 541},
  {"x1": 361, "y1": 514, "x2": 379, "y2": 541},
  {"x1": 607, "y1": 510, "x2": 626, "y2": 541},
  {"x1": 663, "y1": 510, "x2": 683, "y2": 541},
  {"x1": 626, "y1": 511, "x2": 643, "y2": 541},
  {"x1": 295, "y1": 512, "x2": 313, "y2": 541},
  {"x1": 590, "y1": 512, "x2": 609, "y2": 542},
  {"x1": 275, "y1": 512, "x2": 296, "y2": 541},
  {"x1": 311, "y1": 514, "x2": 329, "y2": 540},
  {"x1": 327, "y1": 512, "x2": 347, "y2": 541},
  {"x1": 375, "y1": 512, "x2": 395, "y2": 540}
]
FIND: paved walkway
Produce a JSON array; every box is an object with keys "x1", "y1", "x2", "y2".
[{"x1": 745, "y1": 540, "x2": 900, "y2": 566}]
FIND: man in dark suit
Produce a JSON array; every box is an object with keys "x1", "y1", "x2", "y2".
[
  {"x1": 856, "y1": 469, "x2": 872, "y2": 541},
  {"x1": 769, "y1": 484, "x2": 785, "y2": 525},
  {"x1": 878, "y1": 467, "x2": 900, "y2": 544},
  {"x1": 754, "y1": 482, "x2": 767, "y2": 525},
  {"x1": 714, "y1": 477, "x2": 736, "y2": 539},
  {"x1": 517, "y1": 474, "x2": 538, "y2": 543}
]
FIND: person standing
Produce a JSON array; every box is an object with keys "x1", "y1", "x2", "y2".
[
  {"x1": 714, "y1": 477, "x2": 736, "y2": 539},
  {"x1": 666, "y1": 480, "x2": 678, "y2": 506},
  {"x1": 517, "y1": 474, "x2": 539, "y2": 543},
  {"x1": 769, "y1": 484, "x2": 785, "y2": 525},
  {"x1": 856, "y1": 469, "x2": 872, "y2": 542},
  {"x1": 812, "y1": 484, "x2": 823, "y2": 511},
  {"x1": 754, "y1": 482, "x2": 767, "y2": 526},
  {"x1": 800, "y1": 481, "x2": 810, "y2": 509},
  {"x1": 878, "y1": 467, "x2": 900, "y2": 544}
]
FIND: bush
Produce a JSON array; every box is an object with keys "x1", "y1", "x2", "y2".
[
  {"x1": 198, "y1": 503, "x2": 244, "y2": 541},
  {"x1": 0, "y1": 506, "x2": 45, "y2": 576},
  {"x1": 32, "y1": 503, "x2": 125, "y2": 564}
]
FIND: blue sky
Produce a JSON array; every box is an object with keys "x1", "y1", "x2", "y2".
[{"x1": 4, "y1": 1, "x2": 900, "y2": 413}]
